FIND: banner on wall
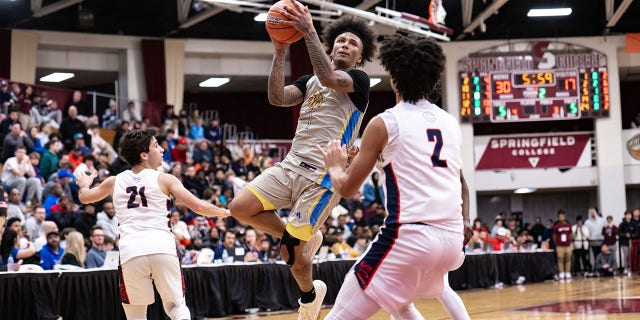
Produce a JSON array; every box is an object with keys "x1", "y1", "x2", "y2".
[
  {"x1": 623, "y1": 129, "x2": 640, "y2": 165},
  {"x1": 475, "y1": 133, "x2": 592, "y2": 170}
]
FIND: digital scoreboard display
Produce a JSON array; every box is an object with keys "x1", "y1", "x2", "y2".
[
  {"x1": 458, "y1": 41, "x2": 610, "y2": 123},
  {"x1": 460, "y1": 68, "x2": 609, "y2": 123}
]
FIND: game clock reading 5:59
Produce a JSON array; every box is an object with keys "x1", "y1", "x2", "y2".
[{"x1": 513, "y1": 72, "x2": 555, "y2": 86}]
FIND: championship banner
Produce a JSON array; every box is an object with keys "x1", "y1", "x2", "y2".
[{"x1": 475, "y1": 133, "x2": 592, "y2": 170}]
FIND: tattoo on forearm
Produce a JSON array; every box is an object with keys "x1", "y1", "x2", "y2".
[
  {"x1": 304, "y1": 32, "x2": 333, "y2": 81},
  {"x1": 268, "y1": 53, "x2": 286, "y2": 105}
]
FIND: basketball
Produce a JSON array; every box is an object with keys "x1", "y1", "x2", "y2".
[{"x1": 265, "y1": 0, "x2": 304, "y2": 44}]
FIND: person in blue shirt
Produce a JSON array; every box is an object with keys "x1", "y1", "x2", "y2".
[
  {"x1": 39, "y1": 231, "x2": 64, "y2": 270},
  {"x1": 85, "y1": 226, "x2": 107, "y2": 268}
]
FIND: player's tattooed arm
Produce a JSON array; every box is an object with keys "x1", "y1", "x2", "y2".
[{"x1": 268, "y1": 48, "x2": 304, "y2": 107}]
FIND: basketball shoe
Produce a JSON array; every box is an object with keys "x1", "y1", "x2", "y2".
[{"x1": 297, "y1": 280, "x2": 327, "y2": 320}]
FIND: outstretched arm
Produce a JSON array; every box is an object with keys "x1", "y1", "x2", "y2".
[
  {"x1": 318, "y1": 116, "x2": 387, "y2": 197},
  {"x1": 77, "y1": 171, "x2": 115, "y2": 204},
  {"x1": 281, "y1": 0, "x2": 357, "y2": 93},
  {"x1": 159, "y1": 173, "x2": 229, "y2": 218}
]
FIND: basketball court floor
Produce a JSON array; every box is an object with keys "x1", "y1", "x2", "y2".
[{"x1": 210, "y1": 276, "x2": 640, "y2": 319}]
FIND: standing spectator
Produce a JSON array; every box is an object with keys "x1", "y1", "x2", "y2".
[
  {"x1": 602, "y1": 215, "x2": 618, "y2": 263},
  {"x1": 38, "y1": 231, "x2": 64, "y2": 270},
  {"x1": 61, "y1": 231, "x2": 86, "y2": 268},
  {"x1": 96, "y1": 201, "x2": 118, "y2": 239},
  {"x1": 59, "y1": 106, "x2": 88, "y2": 151},
  {"x1": 595, "y1": 244, "x2": 616, "y2": 277},
  {"x1": 618, "y1": 210, "x2": 634, "y2": 274},
  {"x1": 530, "y1": 216, "x2": 545, "y2": 248},
  {"x1": 571, "y1": 215, "x2": 590, "y2": 275},
  {"x1": 553, "y1": 210, "x2": 573, "y2": 280},
  {"x1": 584, "y1": 207, "x2": 605, "y2": 269},
  {"x1": 85, "y1": 226, "x2": 107, "y2": 268}
]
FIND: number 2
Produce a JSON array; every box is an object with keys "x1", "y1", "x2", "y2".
[
  {"x1": 427, "y1": 129, "x2": 448, "y2": 168},
  {"x1": 126, "y1": 186, "x2": 148, "y2": 208}
]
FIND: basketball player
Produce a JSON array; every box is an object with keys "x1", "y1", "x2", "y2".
[
  {"x1": 318, "y1": 34, "x2": 473, "y2": 319},
  {"x1": 76, "y1": 129, "x2": 228, "y2": 320},
  {"x1": 228, "y1": 3, "x2": 376, "y2": 319}
]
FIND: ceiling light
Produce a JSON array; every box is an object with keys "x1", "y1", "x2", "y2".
[
  {"x1": 370, "y1": 78, "x2": 381, "y2": 87},
  {"x1": 254, "y1": 13, "x2": 267, "y2": 22},
  {"x1": 514, "y1": 187, "x2": 537, "y2": 194},
  {"x1": 527, "y1": 8, "x2": 572, "y2": 17},
  {"x1": 199, "y1": 77, "x2": 230, "y2": 87},
  {"x1": 40, "y1": 72, "x2": 75, "y2": 82}
]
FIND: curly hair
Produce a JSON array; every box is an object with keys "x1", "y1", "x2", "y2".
[
  {"x1": 118, "y1": 129, "x2": 157, "y2": 167},
  {"x1": 379, "y1": 34, "x2": 445, "y2": 103},
  {"x1": 321, "y1": 16, "x2": 377, "y2": 67}
]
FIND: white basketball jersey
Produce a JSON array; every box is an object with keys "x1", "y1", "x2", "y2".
[
  {"x1": 113, "y1": 169, "x2": 176, "y2": 263},
  {"x1": 377, "y1": 100, "x2": 463, "y2": 234}
]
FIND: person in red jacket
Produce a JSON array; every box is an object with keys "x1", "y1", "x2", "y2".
[
  {"x1": 553, "y1": 210, "x2": 573, "y2": 280},
  {"x1": 170, "y1": 137, "x2": 188, "y2": 163}
]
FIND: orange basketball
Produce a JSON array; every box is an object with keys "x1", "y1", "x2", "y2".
[{"x1": 265, "y1": 0, "x2": 304, "y2": 44}]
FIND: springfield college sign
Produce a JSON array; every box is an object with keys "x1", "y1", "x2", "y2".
[{"x1": 475, "y1": 133, "x2": 592, "y2": 170}]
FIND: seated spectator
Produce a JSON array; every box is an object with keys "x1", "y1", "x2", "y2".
[
  {"x1": 183, "y1": 166, "x2": 208, "y2": 197},
  {"x1": 214, "y1": 230, "x2": 246, "y2": 263},
  {"x1": 189, "y1": 117, "x2": 205, "y2": 140},
  {"x1": 59, "y1": 106, "x2": 87, "y2": 151},
  {"x1": 36, "y1": 123, "x2": 53, "y2": 147},
  {"x1": 68, "y1": 146, "x2": 84, "y2": 170},
  {"x1": 65, "y1": 90, "x2": 95, "y2": 123},
  {"x1": 170, "y1": 209, "x2": 191, "y2": 249},
  {"x1": 112, "y1": 120, "x2": 129, "y2": 152},
  {"x1": 28, "y1": 126, "x2": 44, "y2": 154},
  {"x1": 85, "y1": 226, "x2": 106, "y2": 268},
  {"x1": 73, "y1": 154, "x2": 97, "y2": 179},
  {"x1": 72, "y1": 133, "x2": 92, "y2": 156},
  {"x1": 595, "y1": 244, "x2": 616, "y2": 277},
  {"x1": 73, "y1": 204, "x2": 97, "y2": 238},
  {"x1": 490, "y1": 227, "x2": 516, "y2": 251},
  {"x1": 362, "y1": 171, "x2": 384, "y2": 208},
  {"x1": 43, "y1": 183, "x2": 63, "y2": 217},
  {"x1": 25, "y1": 206, "x2": 46, "y2": 241},
  {"x1": 121, "y1": 101, "x2": 140, "y2": 123},
  {"x1": 2, "y1": 121, "x2": 34, "y2": 163},
  {"x1": 331, "y1": 229, "x2": 359, "y2": 258},
  {"x1": 50, "y1": 196, "x2": 77, "y2": 230},
  {"x1": 40, "y1": 138, "x2": 62, "y2": 182},
  {"x1": 2, "y1": 145, "x2": 42, "y2": 206},
  {"x1": 0, "y1": 106, "x2": 20, "y2": 144},
  {"x1": 61, "y1": 231, "x2": 86, "y2": 268},
  {"x1": 171, "y1": 137, "x2": 188, "y2": 163},
  {"x1": 39, "y1": 231, "x2": 64, "y2": 270},
  {"x1": 6, "y1": 188, "x2": 26, "y2": 224},
  {"x1": 243, "y1": 228, "x2": 260, "y2": 262},
  {"x1": 31, "y1": 99, "x2": 62, "y2": 129},
  {"x1": 205, "y1": 118, "x2": 221, "y2": 143},
  {"x1": 96, "y1": 201, "x2": 118, "y2": 239},
  {"x1": 103, "y1": 235, "x2": 116, "y2": 251},
  {"x1": 34, "y1": 221, "x2": 58, "y2": 251},
  {"x1": 102, "y1": 99, "x2": 119, "y2": 129},
  {"x1": 192, "y1": 140, "x2": 213, "y2": 164},
  {"x1": 202, "y1": 227, "x2": 220, "y2": 250},
  {"x1": 1, "y1": 228, "x2": 36, "y2": 265},
  {"x1": 86, "y1": 123, "x2": 117, "y2": 163}
]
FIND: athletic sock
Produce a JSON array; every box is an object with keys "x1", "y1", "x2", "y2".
[{"x1": 300, "y1": 286, "x2": 316, "y2": 304}]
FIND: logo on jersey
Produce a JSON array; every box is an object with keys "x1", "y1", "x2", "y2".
[
  {"x1": 304, "y1": 91, "x2": 324, "y2": 129},
  {"x1": 423, "y1": 111, "x2": 437, "y2": 122}
]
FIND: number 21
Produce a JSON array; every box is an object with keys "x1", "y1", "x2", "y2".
[
  {"x1": 126, "y1": 186, "x2": 148, "y2": 208},
  {"x1": 427, "y1": 129, "x2": 448, "y2": 168}
]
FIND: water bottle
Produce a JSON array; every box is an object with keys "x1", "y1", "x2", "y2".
[{"x1": 7, "y1": 256, "x2": 15, "y2": 272}]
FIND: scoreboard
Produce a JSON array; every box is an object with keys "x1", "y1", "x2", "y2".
[
  {"x1": 460, "y1": 68, "x2": 609, "y2": 123},
  {"x1": 458, "y1": 41, "x2": 610, "y2": 123}
]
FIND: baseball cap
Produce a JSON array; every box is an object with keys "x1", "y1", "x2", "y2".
[
  {"x1": 497, "y1": 227, "x2": 507, "y2": 237},
  {"x1": 57, "y1": 169, "x2": 75, "y2": 179},
  {"x1": 74, "y1": 133, "x2": 84, "y2": 140},
  {"x1": 178, "y1": 137, "x2": 187, "y2": 144},
  {"x1": 0, "y1": 80, "x2": 7, "y2": 86},
  {"x1": 46, "y1": 231, "x2": 60, "y2": 238}
]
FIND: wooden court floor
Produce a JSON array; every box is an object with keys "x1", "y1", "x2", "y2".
[{"x1": 212, "y1": 276, "x2": 640, "y2": 319}]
